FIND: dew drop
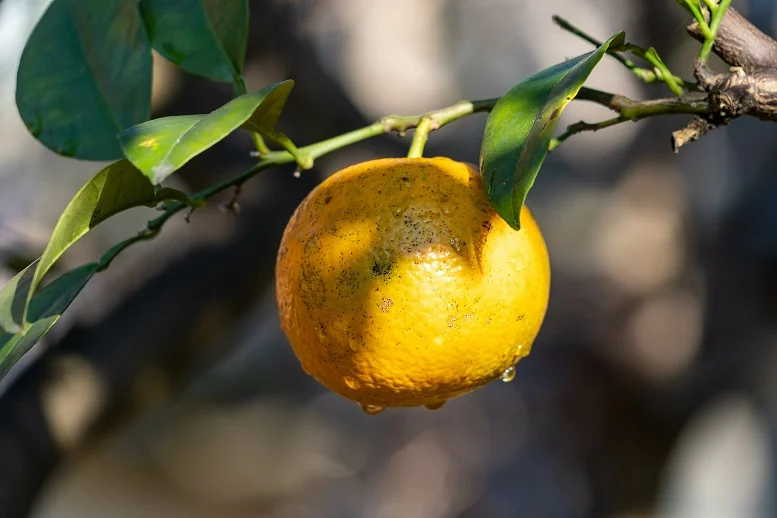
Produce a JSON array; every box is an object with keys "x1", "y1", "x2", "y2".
[
  {"x1": 343, "y1": 376, "x2": 361, "y2": 390},
  {"x1": 360, "y1": 403, "x2": 385, "y2": 415},
  {"x1": 425, "y1": 401, "x2": 446, "y2": 411},
  {"x1": 501, "y1": 365, "x2": 516, "y2": 383}
]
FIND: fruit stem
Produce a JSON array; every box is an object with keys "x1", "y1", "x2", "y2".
[
  {"x1": 92, "y1": 88, "x2": 715, "y2": 270},
  {"x1": 407, "y1": 116, "x2": 437, "y2": 158}
]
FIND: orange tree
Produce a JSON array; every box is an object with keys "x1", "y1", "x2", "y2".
[{"x1": 1, "y1": 0, "x2": 773, "y2": 404}]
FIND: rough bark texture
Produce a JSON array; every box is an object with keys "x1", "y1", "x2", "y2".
[{"x1": 671, "y1": 6, "x2": 777, "y2": 151}]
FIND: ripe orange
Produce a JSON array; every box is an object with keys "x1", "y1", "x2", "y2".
[{"x1": 275, "y1": 157, "x2": 550, "y2": 412}]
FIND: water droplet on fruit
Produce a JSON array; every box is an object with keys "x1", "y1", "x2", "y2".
[
  {"x1": 343, "y1": 376, "x2": 360, "y2": 390},
  {"x1": 348, "y1": 336, "x2": 360, "y2": 352},
  {"x1": 425, "y1": 401, "x2": 446, "y2": 411},
  {"x1": 501, "y1": 365, "x2": 516, "y2": 383},
  {"x1": 360, "y1": 403, "x2": 385, "y2": 415}
]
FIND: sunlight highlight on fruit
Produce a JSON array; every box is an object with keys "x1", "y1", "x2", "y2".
[{"x1": 275, "y1": 157, "x2": 550, "y2": 411}]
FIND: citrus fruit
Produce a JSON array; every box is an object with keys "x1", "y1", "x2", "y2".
[{"x1": 275, "y1": 157, "x2": 550, "y2": 412}]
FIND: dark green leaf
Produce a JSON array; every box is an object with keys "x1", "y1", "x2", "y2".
[
  {"x1": 0, "y1": 263, "x2": 98, "y2": 380},
  {"x1": 118, "y1": 80, "x2": 294, "y2": 183},
  {"x1": 0, "y1": 261, "x2": 38, "y2": 334},
  {"x1": 480, "y1": 32, "x2": 625, "y2": 230},
  {"x1": 140, "y1": 0, "x2": 249, "y2": 82},
  {"x1": 16, "y1": 0, "x2": 152, "y2": 160},
  {"x1": 28, "y1": 160, "x2": 159, "y2": 313}
]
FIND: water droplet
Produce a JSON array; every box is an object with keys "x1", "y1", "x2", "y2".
[
  {"x1": 360, "y1": 403, "x2": 385, "y2": 415},
  {"x1": 425, "y1": 401, "x2": 446, "y2": 411},
  {"x1": 343, "y1": 376, "x2": 360, "y2": 390},
  {"x1": 516, "y1": 343, "x2": 527, "y2": 358},
  {"x1": 443, "y1": 207, "x2": 452, "y2": 216},
  {"x1": 501, "y1": 365, "x2": 516, "y2": 383},
  {"x1": 433, "y1": 336, "x2": 444, "y2": 346},
  {"x1": 348, "y1": 336, "x2": 360, "y2": 352}
]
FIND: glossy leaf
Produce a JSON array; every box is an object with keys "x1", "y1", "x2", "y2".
[
  {"x1": 480, "y1": 32, "x2": 625, "y2": 230},
  {"x1": 16, "y1": 0, "x2": 153, "y2": 160},
  {"x1": 28, "y1": 160, "x2": 160, "y2": 314},
  {"x1": 140, "y1": 0, "x2": 248, "y2": 82},
  {"x1": 0, "y1": 263, "x2": 98, "y2": 380},
  {"x1": 118, "y1": 80, "x2": 294, "y2": 184}
]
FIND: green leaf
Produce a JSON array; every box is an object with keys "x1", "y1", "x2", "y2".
[
  {"x1": 0, "y1": 261, "x2": 39, "y2": 335},
  {"x1": 479, "y1": 32, "x2": 625, "y2": 230},
  {"x1": 16, "y1": 0, "x2": 152, "y2": 161},
  {"x1": 118, "y1": 80, "x2": 294, "y2": 184},
  {"x1": 0, "y1": 263, "x2": 98, "y2": 380},
  {"x1": 27, "y1": 160, "x2": 160, "y2": 316},
  {"x1": 140, "y1": 0, "x2": 249, "y2": 83}
]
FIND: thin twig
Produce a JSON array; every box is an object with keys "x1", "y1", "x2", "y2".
[
  {"x1": 576, "y1": 87, "x2": 710, "y2": 118},
  {"x1": 99, "y1": 98, "x2": 500, "y2": 268},
  {"x1": 552, "y1": 15, "x2": 693, "y2": 91},
  {"x1": 700, "y1": 0, "x2": 733, "y2": 62},
  {"x1": 548, "y1": 87, "x2": 712, "y2": 151},
  {"x1": 549, "y1": 117, "x2": 625, "y2": 150}
]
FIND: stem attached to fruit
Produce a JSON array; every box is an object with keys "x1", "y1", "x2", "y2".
[
  {"x1": 407, "y1": 116, "x2": 438, "y2": 158},
  {"x1": 101, "y1": 98, "x2": 498, "y2": 264},
  {"x1": 99, "y1": 90, "x2": 713, "y2": 268}
]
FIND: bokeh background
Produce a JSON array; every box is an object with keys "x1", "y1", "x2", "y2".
[{"x1": 1, "y1": 0, "x2": 776, "y2": 517}]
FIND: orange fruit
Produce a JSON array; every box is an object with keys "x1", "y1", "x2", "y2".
[{"x1": 275, "y1": 157, "x2": 550, "y2": 412}]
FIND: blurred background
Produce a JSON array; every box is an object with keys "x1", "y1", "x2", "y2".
[{"x1": 0, "y1": 0, "x2": 776, "y2": 517}]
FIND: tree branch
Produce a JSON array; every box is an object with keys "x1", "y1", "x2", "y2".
[
  {"x1": 549, "y1": 87, "x2": 713, "y2": 150},
  {"x1": 576, "y1": 87, "x2": 711, "y2": 118},
  {"x1": 99, "y1": 99, "x2": 499, "y2": 266}
]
